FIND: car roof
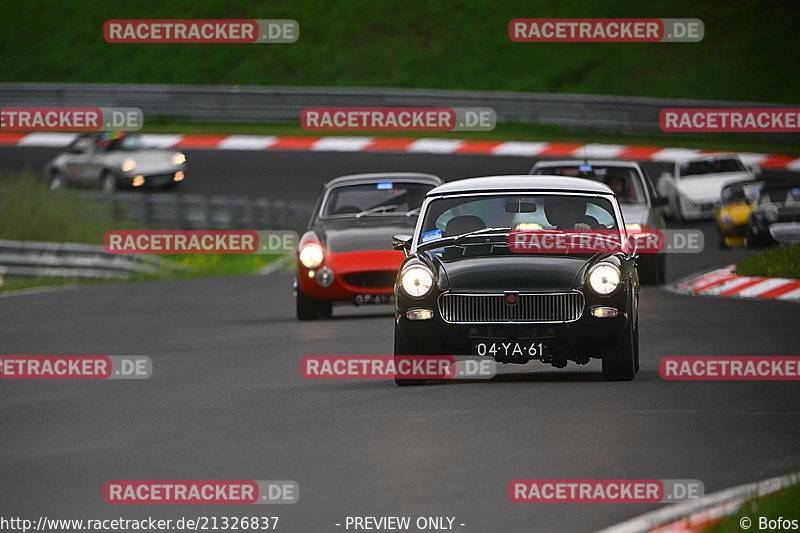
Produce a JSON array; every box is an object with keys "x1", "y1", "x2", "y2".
[
  {"x1": 325, "y1": 172, "x2": 442, "y2": 188},
  {"x1": 531, "y1": 159, "x2": 643, "y2": 170},
  {"x1": 428, "y1": 175, "x2": 614, "y2": 196}
]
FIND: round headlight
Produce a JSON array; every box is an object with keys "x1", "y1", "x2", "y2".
[
  {"x1": 588, "y1": 263, "x2": 621, "y2": 296},
  {"x1": 298, "y1": 243, "x2": 324, "y2": 269},
  {"x1": 121, "y1": 159, "x2": 136, "y2": 172},
  {"x1": 172, "y1": 153, "x2": 186, "y2": 166},
  {"x1": 400, "y1": 266, "x2": 434, "y2": 298}
]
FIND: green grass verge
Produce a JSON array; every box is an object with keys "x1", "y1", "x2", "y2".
[
  {"x1": 703, "y1": 478, "x2": 800, "y2": 532},
  {"x1": 144, "y1": 119, "x2": 800, "y2": 156},
  {"x1": 735, "y1": 245, "x2": 800, "y2": 279},
  {"x1": 0, "y1": 172, "x2": 280, "y2": 291},
  {"x1": 1, "y1": 0, "x2": 799, "y2": 103}
]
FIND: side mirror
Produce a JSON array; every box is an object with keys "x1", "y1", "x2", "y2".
[
  {"x1": 392, "y1": 234, "x2": 412, "y2": 252},
  {"x1": 651, "y1": 196, "x2": 668, "y2": 207},
  {"x1": 748, "y1": 163, "x2": 761, "y2": 176}
]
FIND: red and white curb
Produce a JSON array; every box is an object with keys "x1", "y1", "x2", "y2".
[
  {"x1": 675, "y1": 265, "x2": 800, "y2": 302},
  {"x1": 2, "y1": 132, "x2": 800, "y2": 169},
  {"x1": 596, "y1": 473, "x2": 797, "y2": 533}
]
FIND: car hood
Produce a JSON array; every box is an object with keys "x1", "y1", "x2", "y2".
[
  {"x1": 620, "y1": 203, "x2": 650, "y2": 226},
  {"x1": 676, "y1": 172, "x2": 754, "y2": 202},
  {"x1": 428, "y1": 253, "x2": 594, "y2": 291},
  {"x1": 316, "y1": 216, "x2": 418, "y2": 253},
  {"x1": 100, "y1": 149, "x2": 180, "y2": 173}
]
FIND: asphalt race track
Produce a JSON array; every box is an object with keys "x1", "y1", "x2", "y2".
[{"x1": 2, "y1": 146, "x2": 800, "y2": 532}]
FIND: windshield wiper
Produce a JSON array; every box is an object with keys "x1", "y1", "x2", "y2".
[
  {"x1": 355, "y1": 204, "x2": 400, "y2": 218},
  {"x1": 419, "y1": 227, "x2": 512, "y2": 248},
  {"x1": 454, "y1": 227, "x2": 512, "y2": 240}
]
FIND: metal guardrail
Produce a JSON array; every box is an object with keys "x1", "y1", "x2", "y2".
[
  {"x1": 0, "y1": 193, "x2": 311, "y2": 280},
  {"x1": 84, "y1": 192, "x2": 312, "y2": 233},
  {"x1": 0, "y1": 239, "x2": 181, "y2": 279},
  {"x1": 2, "y1": 83, "x2": 798, "y2": 141}
]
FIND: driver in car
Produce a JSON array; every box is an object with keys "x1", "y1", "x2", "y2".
[
  {"x1": 604, "y1": 173, "x2": 629, "y2": 202},
  {"x1": 543, "y1": 197, "x2": 602, "y2": 230}
]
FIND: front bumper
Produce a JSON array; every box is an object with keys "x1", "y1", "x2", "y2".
[
  {"x1": 396, "y1": 289, "x2": 631, "y2": 359},
  {"x1": 297, "y1": 250, "x2": 403, "y2": 302},
  {"x1": 681, "y1": 199, "x2": 718, "y2": 220},
  {"x1": 121, "y1": 168, "x2": 186, "y2": 188}
]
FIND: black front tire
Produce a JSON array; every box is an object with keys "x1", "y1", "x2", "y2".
[
  {"x1": 602, "y1": 319, "x2": 637, "y2": 381},
  {"x1": 394, "y1": 327, "x2": 426, "y2": 386},
  {"x1": 295, "y1": 285, "x2": 332, "y2": 320},
  {"x1": 717, "y1": 230, "x2": 729, "y2": 249}
]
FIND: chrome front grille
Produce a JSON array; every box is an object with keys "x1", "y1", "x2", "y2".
[{"x1": 438, "y1": 291, "x2": 584, "y2": 324}]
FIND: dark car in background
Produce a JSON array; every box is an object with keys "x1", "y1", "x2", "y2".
[
  {"x1": 295, "y1": 172, "x2": 442, "y2": 320},
  {"x1": 392, "y1": 176, "x2": 640, "y2": 385},
  {"x1": 530, "y1": 160, "x2": 667, "y2": 284},
  {"x1": 746, "y1": 179, "x2": 800, "y2": 247}
]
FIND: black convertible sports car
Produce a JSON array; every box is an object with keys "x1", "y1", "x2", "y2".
[
  {"x1": 392, "y1": 176, "x2": 640, "y2": 385},
  {"x1": 745, "y1": 178, "x2": 800, "y2": 247}
]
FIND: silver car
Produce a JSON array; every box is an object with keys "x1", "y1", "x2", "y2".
[
  {"x1": 530, "y1": 159, "x2": 667, "y2": 285},
  {"x1": 46, "y1": 133, "x2": 187, "y2": 192}
]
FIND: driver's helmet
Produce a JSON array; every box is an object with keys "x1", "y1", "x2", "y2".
[{"x1": 96, "y1": 131, "x2": 126, "y2": 150}]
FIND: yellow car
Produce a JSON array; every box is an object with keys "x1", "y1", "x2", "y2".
[{"x1": 715, "y1": 180, "x2": 762, "y2": 248}]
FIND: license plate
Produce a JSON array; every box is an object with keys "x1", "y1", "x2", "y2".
[
  {"x1": 472, "y1": 340, "x2": 550, "y2": 359},
  {"x1": 353, "y1": 293, "x2": 394, "y2": 305}
]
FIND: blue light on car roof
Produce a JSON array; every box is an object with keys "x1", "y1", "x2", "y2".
[
  {"x1": 579, "y1": 164, "x2": 592, "y2": 172},
  {"x1": 377, "y1": 182, "x2": 393, "y2": 190}
]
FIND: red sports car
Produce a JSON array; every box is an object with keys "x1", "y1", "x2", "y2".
[{"x1": 294, "y1": 173, "x2": 442, "y2": 320}]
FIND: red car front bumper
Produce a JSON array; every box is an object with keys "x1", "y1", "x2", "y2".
[{"x1": 297, "y1": 249, "x2": 404, "y2": 301}]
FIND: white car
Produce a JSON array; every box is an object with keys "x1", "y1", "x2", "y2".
[
  {"x1": 46, "y1": 133, "x2": 187, "y2": 192},
  {"x1": 530, "y1": 160, "x2": 668, "y2": 284},
  {"x1": 657, "y1": 154, "x2": 758, "y2": 221}
]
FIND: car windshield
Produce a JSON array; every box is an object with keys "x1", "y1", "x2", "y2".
[
  {"x1": 679, "y1": 158, "x2": 745, "y2": 177},
  {"x1": 418, "y1": 193, "x2": 619, "y2": 245},
  {"x1": 721, "y1": 182, "x2": 761, "y2": 204},
  {"x1": 321, "y1": 181, "x2": 434, "y2": 218},
  {"x1": 99, "y1": 134, "x2": 148, "y2": 152},
  {"x1": 533, "y1": 165, "x2": 646, "y2": 203}
]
